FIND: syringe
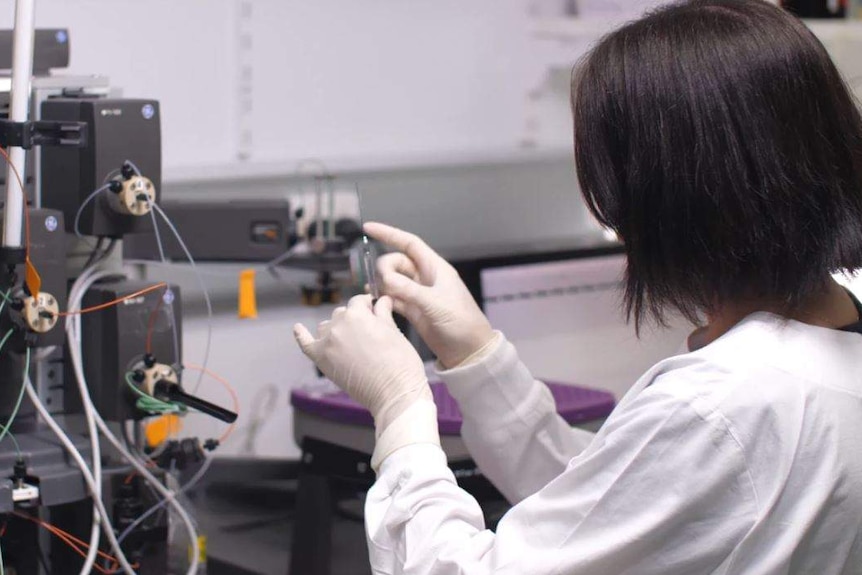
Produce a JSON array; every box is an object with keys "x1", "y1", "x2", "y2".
[{"x1": 356, "y1": 184, "x2": 380, "y2": 302}]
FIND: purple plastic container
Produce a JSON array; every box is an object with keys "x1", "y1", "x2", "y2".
[{"x1": 291, "y1": 381, "x2": 615, "y2": 436}]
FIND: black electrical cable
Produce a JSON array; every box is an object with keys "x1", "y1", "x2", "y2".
[
  {"x1": 81, "y1": 238, "x2": 118, "y2": 272},
  {"x1": 81, "y1": 238, "x2": 105, "y2": 270},
  {"x1": 98, "y1": 239, "x2": 118, "y2": 265}
]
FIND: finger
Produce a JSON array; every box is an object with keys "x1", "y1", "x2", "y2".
[
  {"x1": 380, "y1": 270, "x2": 430, "y2": 306},
  {"x1": 316, "y1": 320, "x2": 332, "y2": 337},
  {"x1": 293, "y1": 323, "x2": 317, "y2": 357},
  {"x1": 390, "y1": 297, "x2": 408, "y2": 317},
  {"x1": 363, "y1": 222, "x2": 437, "y2": 284},
  {"x1": 347, "y1": 293, "x2": 374, "y2": 311},
  {"x1": 376, "y1": 252, "x2": 419, "y2": 281},
  {"x1": 373, "y1": 296, "x2": 398, "y2": 328}
]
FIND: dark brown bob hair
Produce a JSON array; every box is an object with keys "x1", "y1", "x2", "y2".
[{"x1": 573, "y1": 0, "x2": 862, "y2": 329}]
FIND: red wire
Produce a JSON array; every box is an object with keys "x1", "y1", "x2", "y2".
[
  {"x1": 124, "y1": 457, "x2": 159, "y2": 485},
  {"x1": 183, "y1": 363, "x2": 241, "y2": 444},
  {"x1": 145, "y1": 285, "x2": 166, "y2": 354},
  {"x1": 11, "y1": 511, "x2": 138, "y2": 573}
]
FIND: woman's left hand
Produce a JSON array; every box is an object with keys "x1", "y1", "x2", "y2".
[{"x1": 293, "y1": 295, "x2": 432, "y2": 432}]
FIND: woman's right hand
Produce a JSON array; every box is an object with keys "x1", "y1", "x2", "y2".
[{"x1": 364, "y1": 222, "x2": 495, "y2": 369}]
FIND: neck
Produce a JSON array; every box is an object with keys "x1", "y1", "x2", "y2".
[{"x1": 691, "y1": 278, "x2": 859, "y2": 350}]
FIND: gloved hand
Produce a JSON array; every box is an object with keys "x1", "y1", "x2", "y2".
[
  {"x1": 293, "y1": 294, "x2": 433, "y2": 434},
  {"x1": 364, "y1": 222, "x2": 496, "y2": 369}
]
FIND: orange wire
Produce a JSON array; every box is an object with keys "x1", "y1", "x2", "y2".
[
  {"x1": 13, "y1": 511, "x2": 103, "y2": 552},
  {"x1": 183, "y1": 363, "x2": 240, "y2": 444},
  {"x1": 11, "y1": 512, "x2": 138, "y2": 574},
  {"x1": 0, "y1": 146, "x2": 31, "y2": 258},
  {"x1": 56, "y1": 282, "x2": 168, "y2": 317},
  {"x1": 123, "y1": 458, "x2": 158, "y2": 485}
]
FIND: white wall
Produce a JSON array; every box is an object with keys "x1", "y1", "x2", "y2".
[
  {"x1": 1, "y1": 0, "x2": 237, "y2": 168},
  {"x1": 1, "y1": 0, "x2": 562, "y2": 174}
]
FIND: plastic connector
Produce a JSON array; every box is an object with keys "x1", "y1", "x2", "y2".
[
  {"x1": 108, "y1": 176, "x2": 156, "y2": 217},
  {"x1": 13, "y1": 458, "x2": 26, "y2": 485},
  {"x1": 135, "y1": 360, "x2": 178, "y2": 395},
  {"x1": 121, "y1": 161, "x2": 136, "y2": 180},
  {"x1": 151, "y1": 438, "x2": 205, "y2": 472},
  {"x1": 18, "y1": 291, "x2": 60, "y2": 333},
  {"x1": 11, "y1": 458, "x2": 40, "y2": 505}
]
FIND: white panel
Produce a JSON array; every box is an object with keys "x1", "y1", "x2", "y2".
[
  {"x1": 482, "y1": 255, "x2": 693, "y2": 398},
  {"x1": 248, "y1": 0, "x2": 533, "y2": 163},
  {"x1": 807, "y1": 22, "x2": 862, "y2": 100},
  {"x1": 0, "y1": 0, "x2": 236, "y2": 169},
  {"x1": 179, "y1": 305, "x2": 339, "y2": 459}
]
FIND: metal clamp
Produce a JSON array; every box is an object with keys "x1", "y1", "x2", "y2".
[{"x1": 0, "y1": 119, "x2": 88, "y2": 150}]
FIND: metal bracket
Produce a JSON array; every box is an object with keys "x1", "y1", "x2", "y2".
[{"x1": 0, "y1": 119, "x2": 88, "y2": 150}]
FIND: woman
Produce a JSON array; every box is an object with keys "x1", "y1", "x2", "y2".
[{"x1": 294, "y1": 0, "x2": 862, "y2": 572}]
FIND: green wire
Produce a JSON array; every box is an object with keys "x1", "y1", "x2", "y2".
[
  {"x1": 0, "y1": 344, "x2": 29, "y2": 451},
  {"x1": 0, "y1": 328, "x2": 12, "y2": 355},
  {"x1": 0, "y1": 289, "x2": 11, "y2": 318},
  {"x1": 125, "y1": 372, "x2": 184, "y2": 414},
  {"x1": 0, "y1": 424, "x2": 21, "y2": 458},
  {"x1": 0, "y1": 326, "x2": 15, "y2": 575},
  {"x1": 0, "y1": 328, "x2": 21, "y2": 460},
  {"x1": 0, "y1": 329, "x2": 24, "y2": 458},
  {"x1": 0, "y1": 301, "x2": 22, "y2": 459}
]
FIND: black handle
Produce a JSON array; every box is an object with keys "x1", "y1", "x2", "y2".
[{"x1": 154, "y1": 381, "x2": 238, "y2": 424}]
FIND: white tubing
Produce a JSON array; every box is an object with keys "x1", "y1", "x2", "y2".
[
  {"x1": 67, "y1": 268, "x2": 116, "y2": 574},
  {"x1": 3, "y1": 0, "x2": 36, "y2": 248},
  {"x1": 152, "y1": 202, "x2": 213, "y2": 394},
  {"x1": 24, "y1": 379, "x2": 138, "y2": 575}
]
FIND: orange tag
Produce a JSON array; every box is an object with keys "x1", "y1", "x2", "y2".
[
  {"x1": 144, "y1": 414, "x2": 182, "y2": 447},
  {"x1": 25, "y1": 258, "x2": 41, "y2": 298},
  {"x1": 238, "y1": 269, "x2": 258, "y2": 319}
]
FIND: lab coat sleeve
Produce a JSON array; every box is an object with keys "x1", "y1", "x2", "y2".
[
  {"x1": 436, "y1": 333, "x2": 596, "y2": 503},
  {"x1": 365, "y1": 384, "x2": 758, "y2": 575}
]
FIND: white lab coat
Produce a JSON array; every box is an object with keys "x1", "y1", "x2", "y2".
[{"x1": 365, "y1": 312, "x2": 862, "y2": 574}]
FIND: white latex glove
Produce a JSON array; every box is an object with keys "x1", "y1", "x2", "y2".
[
  {"x1": 293, "y1": 294, "x2": 434, "y2": 434},
  {"x1": 364, "y1": 222, "x2": 496, "y2": 369}
]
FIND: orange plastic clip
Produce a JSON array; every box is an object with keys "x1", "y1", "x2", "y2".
[
  {"x1": 238, "y1": 269, "x2": 258, "y2": 319},
  {"x1": 145, "y1": 414, "x2": 182, "y2": 447},
  {"x1": 25, "y1": 257, "x2": 41, "y2": 298}
]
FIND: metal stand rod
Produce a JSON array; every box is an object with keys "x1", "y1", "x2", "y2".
[{"x1": 3, "y1": 0, "x2": 36, "y2": 250}]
